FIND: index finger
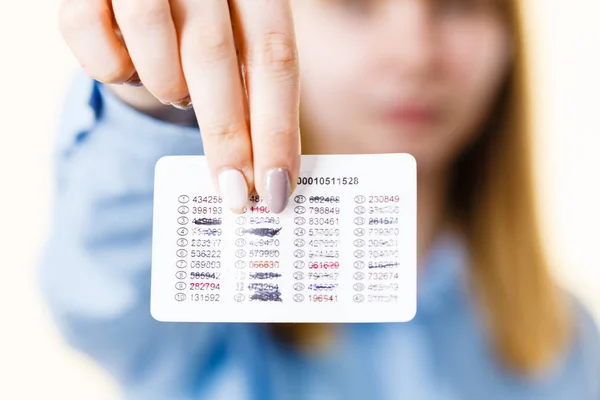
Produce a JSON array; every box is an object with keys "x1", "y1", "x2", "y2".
[
  {"x1": 230, "y1": 0, "x2": 301, "y2": 214},
  {"x1": 172, "y1": 0, "x2": 254, "y2": 213}
]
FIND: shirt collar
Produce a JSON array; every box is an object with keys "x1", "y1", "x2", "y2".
[{"x1": 417, "y1": 231, "x2": 468, "y2": 317}]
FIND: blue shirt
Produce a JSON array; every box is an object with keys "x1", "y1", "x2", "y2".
[{"x1": 39, "y1": 73, "x2": 600, "y2": 400}]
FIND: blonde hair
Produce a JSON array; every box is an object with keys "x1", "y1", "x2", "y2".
[
  {"x1": 273, "y1": 0, "x2": 570, "y2": 373},
  {"x1": 449, "y1": 0, "x2": 569, "y2": 372}
]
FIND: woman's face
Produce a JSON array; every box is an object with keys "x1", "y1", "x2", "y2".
[{"x1": 293, "y1": 0, "x2": 511, "y2": 174}]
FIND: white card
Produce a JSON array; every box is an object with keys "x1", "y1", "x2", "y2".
[{"x1": 151, "y1": 154, "x2": 416, "y2": 323}]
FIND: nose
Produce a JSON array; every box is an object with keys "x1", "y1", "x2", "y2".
[{"x1": 376, "y1": 1, "x2": 437, "y2": 77}]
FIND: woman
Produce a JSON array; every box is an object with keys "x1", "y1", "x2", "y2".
[{"x1": 42, "y1": 0, "x2": 599, "y2": 398}]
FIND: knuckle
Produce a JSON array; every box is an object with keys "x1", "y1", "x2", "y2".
[
  {"x1": 197, "y1": 27, "x2": 233, "y2": 63},
  {"x1": 250, "y1": 31, "x2": 298, "y2": 73},
  {"x1": 59, "y1": 0, "x2": 106, "y2": 36},
  {"x1": 204, "y1": 121, "x2": 247, "y2": 138},
  {"x1": 263, "y1": 125, "x2": 299, "y2": 138}
]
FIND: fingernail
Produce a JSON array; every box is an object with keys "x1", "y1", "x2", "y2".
[
  {"x1": 264, "y1": 168, "x2": 290, "y2": 214},
  {"x1": 123, "y1": 72, "x2": 142, "y2": 87},
  {"x1": 218, "y1": 169, "x2": 249, "y2": 213},
  {"x1": 171, "y1": 96, "x2": 193, "y2": 111}
]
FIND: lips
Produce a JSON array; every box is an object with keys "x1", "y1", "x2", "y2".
[{"x1": 381, "y1": 103, "x2": 440, "y2": 126}]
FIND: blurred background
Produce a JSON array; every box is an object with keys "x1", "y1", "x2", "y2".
[{"x1": 0, "y1": 0, "x2": 599, "y2": 398}]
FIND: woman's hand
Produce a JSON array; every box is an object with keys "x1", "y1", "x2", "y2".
[{"x1": 59, "y1": 0, "x2": 301, "y2": 213}]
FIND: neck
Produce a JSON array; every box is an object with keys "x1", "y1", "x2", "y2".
[{"x1": 416, "y1": 168, "x2": 450, "y2": 264}]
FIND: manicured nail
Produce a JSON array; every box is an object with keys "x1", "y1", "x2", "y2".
[
  {"x1": 218, "y1": 169, "x2": 249, "y2": 213},
  {"x1": 171, "y1": 95, "x2": 193, "y2": 111},
  {"x1": 264, "y1": 168, "x2": 290, "y2": 214},
  {"x1": 123, "y1": 72, "x2": 142, "y2": 87}
]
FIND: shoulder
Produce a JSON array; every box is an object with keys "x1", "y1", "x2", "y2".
[
  {"x1": 568, "y1": 294, "x2": 600, "y2": 363},
  {"x1": 557, "y1": 294, "x2": 600, "y2": 397}
]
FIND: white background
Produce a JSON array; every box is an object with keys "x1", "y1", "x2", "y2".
[{"x1": 0, "y1": 1, "x2": 598, "y2": 398}]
